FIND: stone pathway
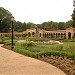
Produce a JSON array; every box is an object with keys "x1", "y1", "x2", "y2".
[{"x1": 0, "y1": 45, "x2": 66, "y2": 75}]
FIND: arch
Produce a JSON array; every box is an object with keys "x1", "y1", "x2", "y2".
[
  {"x1": 74, "y1": 33, "x2": 75, "y2": 38},
  {"x1": 47, "y1": 33, "x2": 49, "y2": 38},
  {"x1": 68, "y1": 32, "x2": 71, "y2": 39},
  {"x1": 32, "y1": 32, "x2": 35, "y2": 37},
  {"x1": 61, "y1": 33, "x2": 63, "y2": 38},
  {"x1": 1, "y1": 34, "x2": 2, "y2": 36},
  {"x1": 56, "y1": 33, "x2": 57, "y2": 38},
  {"x1": 51, "y1": 33, "x2": 53, "y2": 38},
  {"x1": 58, "y1": 33, "x2": 60, "y2": 38},
  {"x1": 53, "y1": 33, "x2": 55, "y2": 38},
  {"x1": 49, "y1": 33, "x2": 51, "y2": 38},
  {"x1": 40, "y1": 33, "x2": 41, "y2": 37},
  {"x1": 45, "y1": 33, "x2": 47, "y2": 38},
  {"x1": 28, "y1": 32, "x2": 31, "y2": 37},
  {"x1": 43, "y1": 34, "x2": 45, "y2": 37}
]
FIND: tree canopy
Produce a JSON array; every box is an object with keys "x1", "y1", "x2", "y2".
[
  {"x1": 0, "y1": 7, "x2": 12, "y2": 32},
  {"x1": 72, "y1": 8, "x2": 75, "y2": 28},
  {"x1": 0, "y1": 7, "x2": 73, "y2": 32}
]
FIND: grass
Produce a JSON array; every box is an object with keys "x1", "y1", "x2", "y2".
[
  {"x1": 13, "y1": 42, "x2": 75, "y2": 60},
  {"x1": 1, "y1": 36, "x2": 75, "y2": 59}
]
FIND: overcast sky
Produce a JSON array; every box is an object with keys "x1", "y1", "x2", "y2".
[{"x1": 0, "y1": 0, "x2": 74, "y2": 24}]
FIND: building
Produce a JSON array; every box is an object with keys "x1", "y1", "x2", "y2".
[
  {"x1": 25, "y1": 27, "x2": 75, "y2": 39},
  {"x1": 0, "y1": 27, "x2": 75, "y2": 39}
]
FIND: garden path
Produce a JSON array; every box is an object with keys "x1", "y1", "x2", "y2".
[{"x1": 0, "y1": 44, "x2": 66, "y2": 75}]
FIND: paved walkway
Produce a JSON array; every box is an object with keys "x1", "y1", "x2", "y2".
[{"x1": 0, "y1": 45, "x2": 66, "y2": 75}]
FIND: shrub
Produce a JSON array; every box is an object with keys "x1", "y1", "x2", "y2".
[
  {"x1": 22, "y1": 41, "x2": 36, "y2": 47},
  {"x1": 0, "y1": 41, "x2": 5, "y2": 44},
  {"x1": 4, "y1": 41, "x2": 16, "y2": 45},
  {"x1": 55, "y1": 45, "x2": 63, "y2": 51}
]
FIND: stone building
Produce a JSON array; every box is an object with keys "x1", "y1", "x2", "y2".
[
  {"x1": 25, "y1": 27, "x2": 75, "y2": 39},
  {"x1": 0, "y1": 27, "x2": 75, "y2": 39}
]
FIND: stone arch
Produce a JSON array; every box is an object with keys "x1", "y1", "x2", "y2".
[
  {"x1": 68, "y1": 32, "x2": 71, "y2": 39},
  {"x1": 49, "y1": 33, "x2": 51, "y2": 38},
  {"x1": 28, "y1": 32, "x2": 31, "y2": 37},
  {"x1": 56, "y1": 33, "x2": 57, "y2": 38},
  {"x1": 53, "y1": 33, "x2": 55, "y2": 38},
  {"x1": 58, "y1": 33, "x2": 60, "y2": 38},
  {"x1": 61, "y1": 33, "x2": 63, "y2": 38},
  {"x1": 40, "y1": 33, "x2": 41, "y2": 37},
  {"x1": 47, "y1": 33, "x2": 49, "y2": 38},
  {"x1": 74, "y1": 33, "x2": 75, "y2": 38},
  {"x1": 32, "y1": 32, "x2": 35, "y2": 37},
  {"x1": 43, "y1": 34, "x2": 45, "y2": 37},
  {"x1": 51, "y1": 33, "x2": 53, "y2": 38},
  {"x1": 1, "y1": 34, "x2": 2, "y2": 36},
  {"x1": 45, "y1": 33, "x2": 47, "y2": 38}
]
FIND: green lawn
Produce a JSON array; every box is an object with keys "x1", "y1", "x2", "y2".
[{"x1": 13, "y1": 42, "x2": 75, "y2": 60}]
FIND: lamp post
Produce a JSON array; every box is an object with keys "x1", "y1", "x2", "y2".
[{"x1": 11, "y1": 16, "x2": 14, "y2": 50}]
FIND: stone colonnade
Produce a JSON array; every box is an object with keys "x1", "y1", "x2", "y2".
[
  {"x1": 0, "y1": 27, "x2": 75, "y2": 39},
  {"x1": 26, "y1": 29, "x2": 66, "y2": 39}
]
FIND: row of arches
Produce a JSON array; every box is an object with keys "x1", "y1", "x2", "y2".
[
  {"x1": 27, "y1": 32, "x2": 66, "y2": 39},
  {"x1": 28, "y1": 32, "x2": 42, "y2": 37},
  {"x1": 43, "y1": 33, "x2": 66, "y2": 39},
  {"x1": 68, "y1": 32, "x2": 75, "y2": 39}
]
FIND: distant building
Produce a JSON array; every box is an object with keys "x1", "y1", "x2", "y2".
[
  {"x1": 0, "y1": 27, "x2": 75, "y2": 39},
  {"x1": 25, "y1": 27, "x2": 75, "y2": 39}
]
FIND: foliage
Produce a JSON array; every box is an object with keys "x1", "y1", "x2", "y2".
[
  {"x1": 58, "y1": 22, "x2": 66, "y2": 30},
  {"x1": 72, "y1": 8, "x2": 75, "y2": 28},
  {"x1": 41, "y1": 21, "x2": 58, "y2": 30},
  {"x1": 4, "y1": 41, "x2": 16, "y2": 45},
  {"x1": 13, "y1": 42, "x2": 75, "y2": 60},
  {"x1": 0, "y1": 40, "x2": 5, "y2": 44},
  {"x1": 14, "y1": 21, "x2": 23, "y2": 32},
  {"x1": 26, "y1": 22, "x2": 35, "y2": 29},
  {"x1": 22, "y1": 41, "x2": 36, "y2": 47},
  {"x1": 0, "y1": 7, "x2": 13, "y2": 32},
  {"x1": 22, "y1": 33, "x2": 27, "y2": 38},
  {"x1": 0, "y1": 7, "x2": 73, "y2": 33},
  {"x1": 66, "y1": 20, "x2": 72, "y2": 28}
]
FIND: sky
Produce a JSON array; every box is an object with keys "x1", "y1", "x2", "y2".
[{"x1": 0, "y1": 0, "x2": 74, "y2": 24}]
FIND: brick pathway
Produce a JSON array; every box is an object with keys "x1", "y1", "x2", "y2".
[{"x1": 0, "y1": 45, "x2": 66, "y2": 75}]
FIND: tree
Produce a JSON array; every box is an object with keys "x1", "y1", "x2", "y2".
[
  {"x1": 41, "y1": 21, "x2": 58, "y2": 30},
  {"x1": 14, "y1": 21, "x2": 23, "y2": 32},
  {"x1": 22, "y1": 22, "x2": 27, "y2": 31},
  {"x1": 58, "y1": 22, "x2": 66, "y2": 30},
  {"x1": 26, "y1": 22, "x2": 35, "y2": 29},
  {"x1": 66, "y1": 20, "x2": 72, "y2": 28},
  {"x1": 0, "y1": 7, "x2": 13, "y2": 32},
  {"x1": 72, "y1": 8, "x2": 75, "y2": 28}
]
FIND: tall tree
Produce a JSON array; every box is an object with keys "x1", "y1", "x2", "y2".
[
  {"x1": 41, "y1": 21, "x2": 58, "y2": 30},
  {"x1": 58, "y1": 22, "x2": 66, "y2": 30},
  {"x1": 66, "y1": 20, "x2": 72, "y2": 28},
  {"x1": 14, "y1": 21, "x2": 23, "y2": 32},
  {"x1": 0, "y1": 7, "x2": 13, "y2": 32},
  {"x1": 72, "y1": 8, "x2": 75, "y2": 28},
  {"x1": 22, "y1": 22, "x2": 27, "y2": 31},
  {"x1": 26, "y1": 22, "x2": 35, "y2": 29}
]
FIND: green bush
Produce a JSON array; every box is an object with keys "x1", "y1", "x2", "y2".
[
  {"x1": 22, "y1": 41, "x2": 36, "y2": 47},
  {"x1": 13, "y1": 42, "x2": 75, "y2": 60},
  {"x1": 55, "y1": 45, "x2": 63, "y2": 51},
  {"x1": 4, "y1": 41, "x2": 16, "y2": 45},
  {"x1": 0, "y1": 41, "x2": 5, "y2": 44}
]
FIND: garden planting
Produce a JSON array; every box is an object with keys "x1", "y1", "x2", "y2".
[{"x1": 2, "y1": 38, "x2": 75, "y2": 75}]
